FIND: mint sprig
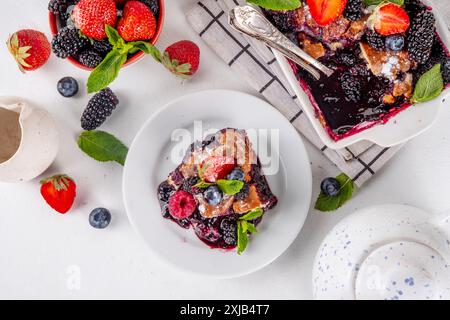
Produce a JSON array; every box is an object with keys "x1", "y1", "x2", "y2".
[
  {"x1": 363, "y1": 0, "x2": 404, "y2": 6},
  {"x1": 77, "y1": 130, "x2": 128, "y2": 165},
  {"x1": 194, "y1": 163, "x2": 244, "y2": 195},
  {"x1": 315, "y1": 173, "x2": 355, "y2": 212},
  {"x1": 247, "y1": 0, "x2": 301, "y2": 10},
  {"x1": 236, "y1": 208, "x2": 264, "y2": 255},
  {"x1": 412, "y1": 64, "x2": 444, "y2": 103},
  {"x1": 87, "y1": 26, "x2": 162, "y2": 93}
]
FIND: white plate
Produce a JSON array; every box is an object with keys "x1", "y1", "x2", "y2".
[
  {"x1": 313, "y1": 204, "x2": 450, "y2": 300},
  {"x1": 123, "y1": 90, "x2": 312, "y2": 278},
  {"x1": 274, "y1": 0, "x2": 450, "y2": 149}
]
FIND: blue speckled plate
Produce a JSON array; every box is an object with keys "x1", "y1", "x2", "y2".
[{"x1": 313, "y1": 204, "x2": 450, "y2": 300}]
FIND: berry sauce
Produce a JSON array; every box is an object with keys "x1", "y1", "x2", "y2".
[{"x1": 291, "y1": 49, "x2": 410, "y2": 140}]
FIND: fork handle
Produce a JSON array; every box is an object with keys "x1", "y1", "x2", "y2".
[{"x1": 228, "y1": 5, "x2": 334, "y2": 80}]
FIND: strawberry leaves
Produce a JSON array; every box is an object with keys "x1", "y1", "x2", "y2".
[{"x1": 161, "y1": 52, "x2": 192, "y2": 80}]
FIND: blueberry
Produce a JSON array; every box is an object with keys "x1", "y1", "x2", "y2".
[
  {"x1": 227, "y1": 168, "x2": 245, "y2": 181},
  {"x1": 320, "y1": 178, "x2": 341, "y2": 197},
  {"x1": 89, "y1": 208, "x2": 111, "y2": 229},
  {"x1": 385, "y1": 35, "x2": 405, "y2": 52},
  {"x1": 57, "y1": 77, "x2": 78, "y2": 97},
  {"x1": 204, "y1": 186, "x2": 223, "y2": 205}
]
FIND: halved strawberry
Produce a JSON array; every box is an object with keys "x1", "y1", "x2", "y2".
[
  {"x1": 306, "y1": 0, "x2": 348, "y2": 26},
  {"x1": 200, "y1": 156, "x2": 235, "y2": 183},
  {"x1": 370, "y1": 3, "x2": 410, "y2": 36}
]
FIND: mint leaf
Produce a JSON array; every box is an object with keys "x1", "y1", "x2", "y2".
[
  {"x1": 241, "y1": 220, "x2": 249, "y2": 233},
  {"x1": 247, "y1": 0, "x2": 301, "y2": 10},
  {"x1": 315, "y1": 173, "x2": 355, "y2": 212},
  {"x1": 237, "y1": 220, "x2": 249, "y2": 255},
  {"x1": 412, "y1": 64, "x2": 444, "y2": 103},
  {"x1": 77, "y1": 130, "x2": 128, "y2": 165},
  {"x1": 363, "y1": 0, "x2": 404, "y2": 6},
  {"x1": 216, "y1": 179, "x2": 244, "y2": 195},
  {"x1": 240, "y1": 208, "x2": 264, "y2": 221},
  {"x1": 246, "y1": 223, "x2": 257, "y2": 234},
  {"x1": 236, "y1": 209, "x2": 263, "y2": 254},
  {"x1": 105, "y1": 25, "x2": 121, "y2": 46},
  {"x1": 87, "y1": 49, "x2": 127, "y2": 93}
]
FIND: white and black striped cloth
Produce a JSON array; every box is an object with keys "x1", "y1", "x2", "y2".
[{"x1": 187, "y1": 0, "x2": 406, "y2": 186}]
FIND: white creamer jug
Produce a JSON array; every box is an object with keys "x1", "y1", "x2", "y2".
[{"x1": 0, "y1": 97, "x2": 59, "y2": 183}]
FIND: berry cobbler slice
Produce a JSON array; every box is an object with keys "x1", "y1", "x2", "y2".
[
  {"x1": 263, "y1": 0, "x2": 450, "y2": 141},
  {"x1": 157, "y1": 129, "x2": 278, "y2": 254}
]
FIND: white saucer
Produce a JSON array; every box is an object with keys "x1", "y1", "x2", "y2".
[
  {"x1": 313, "y1": 204, "x2": 450, "y2": 300},
  {"x1": 123, "y1": 90, "x2": 312, "y2": 278}
]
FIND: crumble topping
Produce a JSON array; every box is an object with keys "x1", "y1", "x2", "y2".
[{"x1": 360, "y1": 43, "x2": 411, "y2": 80}]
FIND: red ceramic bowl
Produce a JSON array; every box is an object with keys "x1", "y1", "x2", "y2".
[{"x1": 49, "y1": 0, "x2": 165, "y2": 71}]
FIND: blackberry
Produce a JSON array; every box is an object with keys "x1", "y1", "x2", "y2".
[
  {"x1": 48, "y1": 0, "x2": 70, "y2": 21},
  {"x1": 220, "y1": 219, "x2": 237, "y2": 246},
  {"x1": 340, "y1": 72, "x2": 361, "y2": 102},
  {"x1": 337, "y1": 52, "x2": 357, "y2": 67},
  {"x1": 234, "y1": 183, "x2": 249, "y2": 201},
  {"x1": 443, "y1": 58, "x2": 450, "y2": 85},
  {"x1": 404, "y1": 0, "x2": 428, "y2": 17},
  {"x1": 139, "y1": 0, "x2": 159, "y2": 17},
  {"x1": 365, "y1": 30, "x2": 385, "y2": 51},
  {"x1": 264, "y1": 10, "x2": 293, "y2": 33},
  {"x1": 49, "y1": 0, "x2": 79, "y2": 21},
  {"x1": 92, "y1": 39, "x2": 113, "y2": 56},
  {"x1": 78, "y1": 49, "x2": 103, "y2": 68},
  {"x1": 181, "y1": 176, "x2": 202, "y2": 194},
  {"x1": 344, "y1": 0, "x2": 363, "y2": 21},
  {"x1": 407, "y1": 11, "x2": 436, "y2": 64},
  {"x1": 81, "y1": 88, "x2": 119, "y2": 130},
  {"x1": 158, "y1": 181, "x2": 174, "y2": 202},
  {"x1": 51, "y1": 27, "x2": 88, "y2": 58},
  {"x1": 412, "y1": 37, "x2": 447, "y2": 82}
]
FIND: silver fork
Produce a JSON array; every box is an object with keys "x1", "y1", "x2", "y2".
[{"x1": 228, "y1": 5, "x2": 334, "y2": 80}]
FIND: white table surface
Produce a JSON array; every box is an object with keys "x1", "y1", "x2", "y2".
[{"x1": 1, "y1": 0, "x2": 450, "y2": 300}]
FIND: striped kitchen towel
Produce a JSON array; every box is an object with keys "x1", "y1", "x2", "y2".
[{"x1": 186, "y1": 0, "x2": 404, "y2": 186}]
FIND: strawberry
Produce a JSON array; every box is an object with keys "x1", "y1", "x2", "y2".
[
  {"x1": 369, "y1": 3, "x2": 410, "y2": 36},
  {"x1": 168, "y1": 190, "x2": 197, "y2": 219},
  {"x1": 200, "y1": 156, "x2": 235, "y2": 183},
  {"x1": 72, "y1": 0, "x2": 117, "y2": 40},
  {"x1": 117, "y1": 1, "x2": 156, "y2": 41},
  {"x1": 162, "y1": 40, "x2": 200, "y2": 78},
  {"x1": 6, "y1": 29, "x2": 51, "y2": 72},
  {"x1": 40, "y1": 175, "x2": 77, "y2": 214},
  {"x1": 306, "y1": 0, "x2": 348, "y2": 26}
]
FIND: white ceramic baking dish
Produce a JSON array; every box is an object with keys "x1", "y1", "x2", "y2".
[{"x1": 274, "y1": 0, "x2": 450, "y2": 149}]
